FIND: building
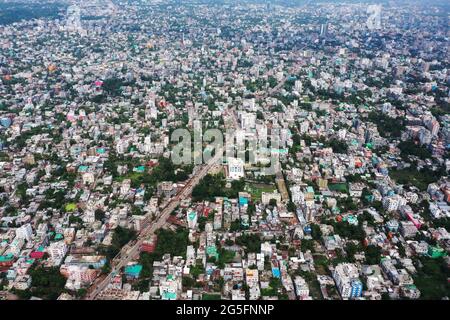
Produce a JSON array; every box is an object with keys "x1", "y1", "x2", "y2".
[
  {"x1": 0, "y1": 254, "x2": 15, "y2": 271},
  {"x1": 383, "y1": 195, "x2": 406, "y2": 212},
  {"x1": 159, "y1": 274, "x2": 180, "y2": 300},
  {"x1": 47, "y1": 241, "x2": 68, "y2": 266},
  {"x1": 240, "y1": 112, "x2": 256, "y2": 130},
  {"x1": 333, "y1": 263, "x2": 363, "y2": 299},
  {"x1": 140, "y1": 235, "x2": 157, "y2": 253},
  {"x1": 227, "y1": 157, "x2": 245, "y2": 180},
  {"x1": 401, "y1": 285, "x2": 421, "y2": 299},
  {"x1": 400, "y1": 221, "x2": 418, "y2": 238},
  {"x1": 157, "y1": 181, "x2": 177, "y2": 198},
  {"x1": 323, "y1": 234, "x2": 343, "y2": 251},
  {"x1": 386, "y1": 220, "x2": 399, "y2": 232},
  {"x1": 294, "y1": 276, "x2": 310, "y2": 299},
  {"x1": 15, "y1": 224, "x2": 33, "y2": 242},
  {"x1": 317, "y1": 178, "x2": 328, "y2": 190},
  {"x1": 381, "y1": 259, "x2": 414, "y2": 286},
  {"x1": 349, "y1": 183, "x2": 365, "y2": 197},
  {"x1": 320, "y1": 22, "x2": 329, "y2": 37},
  {"x1": 62, "y1": 265, "x2": 97, "y2": 290},
  {"x1": 245, "y1": 269, "x2": 260, "y2": 300},
  {"x1": 187, "y1": 211, "x2": 198, "y2": 229},
  {"x1": 261, "y1": 191, "x2": 282, "y2": 205},
  {"x1": 290, "y1": 185, "x2": 304, "y2": 204},
  {"x1": 261, "y1": 242, "x2": 272, "y2": 257}
]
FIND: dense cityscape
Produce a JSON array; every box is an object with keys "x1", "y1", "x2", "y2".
[{"x1": 0, "y1": 0, "x2": 449, "y2": 302}]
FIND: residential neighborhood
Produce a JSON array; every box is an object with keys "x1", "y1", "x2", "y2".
[{"x1": 0, "y1": 0, "x2": 449, "y2": 301}]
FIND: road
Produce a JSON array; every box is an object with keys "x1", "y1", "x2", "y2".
[
  {"x1": 254, "y1": 65, "x2": 298, "y2": 101},
  {"x1": 85, "y1": 124, "x2": 231, "y2": 300},
  {"x1": 86, "y1": 67, "x2": 295, "y2": 299}
]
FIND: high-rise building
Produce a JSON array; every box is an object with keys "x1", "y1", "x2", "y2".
[
  {"x1": 320, "y1": 23, "x2": 329, "y2": 37},
  {"x1": 144, "y1": 135, "x2": 152, "y2": 154}
]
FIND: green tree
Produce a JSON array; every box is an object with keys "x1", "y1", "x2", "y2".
[
  {"x1": 94, "y1": 209, "x2": 105, "y2": 221},
  {"x1": 365, "y1": 245, "x2": 382, "y2": 265}
]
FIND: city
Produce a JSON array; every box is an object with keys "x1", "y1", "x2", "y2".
[{"x1": 0, "y1": 0, "x2": 449, "y2": 303}]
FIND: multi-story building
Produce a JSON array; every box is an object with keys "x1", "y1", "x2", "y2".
[
  {"x1": 290, "y1": 185, "x2": 304, "y2": 204},
  {"x1": 227, "y1": 157, "x2": 245, "y2": 180},
  {"x1": 15, "y1": 224, "x2": 33, "y2": 242},
  {"x1": 333, "y1": 263, "x2": 363, "y2": 299},
  {"x1": 47, "y1": 241, "x2": 68, "y2": 266},
  {"x1": 294, "y1": 276, "x2": 310, "y2": 299},
  {"x1": 261, "y1": 191, "x2": 282, "y2": 206},
  {"x1": 245, "y1": 269, "x2": 260, "y2": 300},
  {"x1": 400, "y1": 221, "x2": 418, "y2": 238},
  {"x1": 240, "y1": 112, "x2": 256, "y2": 130}
]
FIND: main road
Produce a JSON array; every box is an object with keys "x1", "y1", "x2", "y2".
[
  {"x1": 85, "y1": 126, "x2": 231, "y2": 300},
  {"x1": 86, "y1": 65, "x2": 296, "y2": 299}
]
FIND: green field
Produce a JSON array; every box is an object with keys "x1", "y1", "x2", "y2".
[
  {"x1": 244, "y1": 183, "x2": 276, "y2": 200},
  {"x1": 114, "y1": 172, "x2": 143, "y2": 183},
  {"x1": 328, "y1": 183, "x2": 348, "y2": 193},
  {"x1": 65, "y1": 203, "x2": 77, "y2": 212},
  {"x1": 390, "y1": 168, "x2": 438, "y2": 191}
]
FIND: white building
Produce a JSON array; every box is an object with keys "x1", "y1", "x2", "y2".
[
  {"x1": 143, "y1": 135, "x2": 152, "y2": 154},
  {"x1": 294, "y1": 276, "x2": 310, "y2": 299},
  {"x1": 245, "y1": 269, "x2": 260, "y2": 300},
  {"x1": 116, "y1": 139, "x2": 129, "y2": 154},
  {"x1": 256, "y1": 253, "x2": 265, "y2": 271},
  {"x1": 294, "y1": 80, "x2": 303, "y2": 92},
  {"x1": 261, "y1": 242, "x2": 272, "y2": 257},
  {"x1": 185, "y1": 245, "x2": 196, "y2": 267},
  {"x1": 47, "y1": 241, "x2": 68, "y2": 266},
  {"x1": 228, "y1": 157, "x2": 245, "y2": 180},
  {"x1": 383, "y1": 195, "x2": 406, "y2": 212},
  {"x1": 240, "y1": 112, "x2": 256, "y2": 130},
  {"x1": 82, "y1": 172, "x2": 95, "y2": 185},
  {"x1": 290, "y1": 185, "x2": 304, "y2": 204},
  {"x1": 333, "y1": 263, "x2": 363, "y2": 299},
  {"x1": 16, "y1": 224, "x2": 33, "y2": 242}
]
